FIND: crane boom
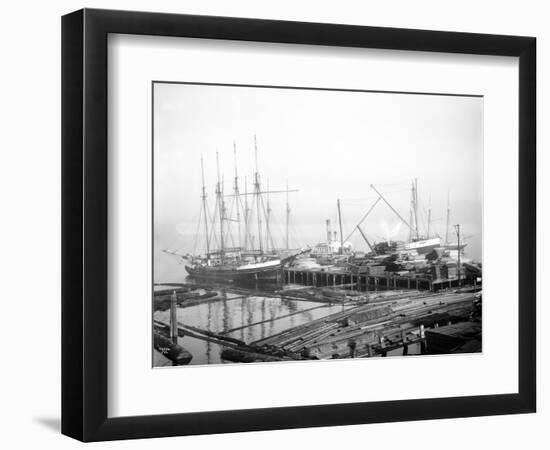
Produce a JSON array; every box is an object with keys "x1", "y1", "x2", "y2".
[
  {"x1": 370, "y1": 184, "x2": 415, "y2": 234},
  {"x1": 344, "y1": 196, "x2": 381, "y2": 242},
  {"x1": 356, "y1": 225, "x2": 376, "y2": 254}
]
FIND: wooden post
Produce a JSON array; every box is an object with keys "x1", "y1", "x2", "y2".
[
  {"x1": 379, "y1": 334, "x2": 387, "y2": 356},
  {"x1": 348, "y1": 339, "x2": 357, "y2": 358},
  {"x1": 419, "y1": 324, "x2": 427, "y2": 354},
  {"x1": 170, "y1": 290, "x2": 178, "y2": 344}
]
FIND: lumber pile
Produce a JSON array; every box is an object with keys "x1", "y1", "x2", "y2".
[
  {"x1": 155, "y1": 289, "x2": 480, "y2": 363},
  {"x1": 244, "y1": 291, "x2": 477, "y2": 360}
]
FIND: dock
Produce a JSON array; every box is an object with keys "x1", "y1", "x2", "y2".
[
  {"x1": 155, "y1": 288, "x2": 481, "y2": 363},
  {"x1": 284, "y1": 267, "x2": 478, "y2": 292},
  {"x1": 245, "y1": 290, "x2": 477, "y2": 360}
]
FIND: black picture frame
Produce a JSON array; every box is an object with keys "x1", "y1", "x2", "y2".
[{"x1": 62, "y1": 8, "x2": 536, "y2": 442}]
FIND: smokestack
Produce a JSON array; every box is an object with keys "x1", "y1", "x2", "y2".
[{"x1": 326, "y1": 219, "x2": 331, "y2": 243}]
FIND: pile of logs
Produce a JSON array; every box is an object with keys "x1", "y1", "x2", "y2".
[
  {"x1": 223, "y1": 291, "x2": 478, "y2": 362},
  {"x1": 153, "y1": 288, "x2": 219, "y2": 311}
]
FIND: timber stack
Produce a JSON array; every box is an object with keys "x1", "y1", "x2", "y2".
[{"x1": 219, "y1": 290, "x2": 480, "y2": 362}]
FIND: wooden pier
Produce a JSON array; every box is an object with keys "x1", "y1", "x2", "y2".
[
  {"x1": 284, "y1": 267, "x2": 434, "y2": 291},
  {"x1": 284, "y1": 267, "x2": 476, "y2": 292}
]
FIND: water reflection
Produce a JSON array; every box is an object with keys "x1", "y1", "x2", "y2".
[{"x1": 153, "y1": 284, "x2": 352, "y2": 366}]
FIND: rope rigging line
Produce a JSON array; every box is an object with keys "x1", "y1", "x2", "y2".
[{"x1": 259, "y1": 194, "x2": 276, "y2": 251}]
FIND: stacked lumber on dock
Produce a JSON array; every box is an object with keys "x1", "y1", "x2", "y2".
[{"x1": 244, "y1": 291, "x2": 478, "y2": 360}]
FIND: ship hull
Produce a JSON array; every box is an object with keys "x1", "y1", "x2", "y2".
[
  {"x1": 185, "y1": 262, "x2": 283, "y2": 283},
  {"x1": 404, "y1": 238, "x2": 442, "y2": 254}
]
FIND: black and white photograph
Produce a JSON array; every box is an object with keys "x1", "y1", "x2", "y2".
[{"x1": 153, "y1": 82, "x2": 483, "y2": 367}]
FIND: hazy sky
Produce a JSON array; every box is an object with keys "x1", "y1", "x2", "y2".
[{"x1": 154, "y1": 82, "x2": 482, "y2": 277}]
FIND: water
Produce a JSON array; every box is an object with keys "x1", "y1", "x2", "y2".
[{"x1": 153, "y1": 287, "x2": 351, "y2": 366}]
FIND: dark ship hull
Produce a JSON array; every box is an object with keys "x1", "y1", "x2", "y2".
[{"x1": 185, "y1": 260, "x2": 284, "y2": 283}]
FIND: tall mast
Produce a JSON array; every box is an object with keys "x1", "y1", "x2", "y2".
[
  {"x1": 265, "y1": 178, "x2": 272, "y2": 251},
  {"x1": 409, "y1": 182, "x2": 414, "y2": 242},
  {"x1": 413, "y1": 178, "x2": 419, "y2": 240},
  {"x1": 427, "y1": 193, "x2": 432, "y2": 239},
  {"x1": 200, "y1": 155, "x2": 210, "y2": 256},
  {"x1": 215, "y1": 152, "x2": 225, "y2": 256},
  {"x1": 244, "y1": 176, "x2": 249, "y2": 251},
  {"x1": 233, "y1": 141, "x2": 241, "y2": 250},
  {"x1": 286, "y1": 180, "x2": 290, "y2": 250},
  {"x1": 254, "y1": 134, "x2": 263, "y2": 254},
  {"x1": 445, "y1": 191, "x2": 450, "y2": 245},
  {"x1": 337, "y1": 198, "x2": 344, "y2": 254},
  {"x1": 454, "y1": 224, "x2": 461, "y2": 286}
]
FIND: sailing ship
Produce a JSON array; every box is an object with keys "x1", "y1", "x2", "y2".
[
  {"x1": 176, "y1": 137, "x2": 304, "y2": 283},
  {"x1": 185, "y1": 254, "x2": 298, "y2": 282},
  {"x1": 347, "y1": 180, "x2": 466, "y2": 256}
]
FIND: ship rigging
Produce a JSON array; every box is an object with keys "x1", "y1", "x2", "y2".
[{"x1": 166, "y1": 136, "x2": 304, "y2": 283}]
